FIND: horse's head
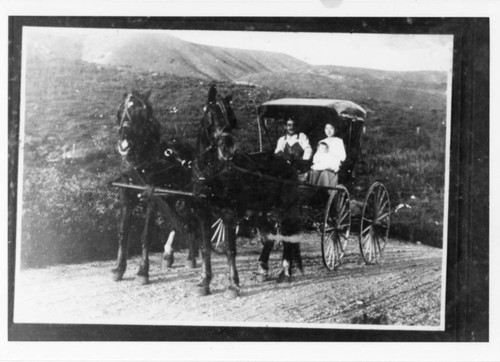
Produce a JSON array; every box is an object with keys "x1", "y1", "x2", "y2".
[
  {"x1": 198, "y1": 84, "x2": 238, "y2": 162},
  {"x1": 116, "y1": 90, "x2": 159, "y2": 163},
  {"x1": 213, "y1": 128, "x2": 236, "y2": 162}
]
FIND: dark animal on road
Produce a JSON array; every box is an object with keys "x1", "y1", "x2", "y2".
[
  {"x1": 112, "y1": 90, "x2": 197, "y2": 285},
  {"x1": 190, "y1": 83, "x2": 241, "y2": 297},
  {"x1": 195, "y1": 86, "x2": 307, "y2": 287}
]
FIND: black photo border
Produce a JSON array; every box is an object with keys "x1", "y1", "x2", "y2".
[{"x1": 7, "y1": 16, "x2": 489, "y2": 342}]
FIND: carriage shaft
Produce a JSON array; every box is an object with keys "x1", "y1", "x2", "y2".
[{"x1": 111, "y1": 182, "x2": 196, "y2": 197}]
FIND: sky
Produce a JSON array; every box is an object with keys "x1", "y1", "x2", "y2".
[{"x1": 30, "y1": 27, "x2": 454, "y2": 72}]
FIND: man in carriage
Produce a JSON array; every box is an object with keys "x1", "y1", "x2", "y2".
[{"x1": 274, "y1": 116, "x2": 313, "y2": 174}]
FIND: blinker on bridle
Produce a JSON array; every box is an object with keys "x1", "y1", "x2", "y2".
[
  {"x1": 119, "y1": 93, "x2": 148, "y2": 131},
  {"x1": 201, "y1": 101, "x2": 234, "y2": 156}
]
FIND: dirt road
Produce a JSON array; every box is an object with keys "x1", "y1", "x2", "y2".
[{"x1": 14, "y1": 232, "x2": 443, "y2": 328}]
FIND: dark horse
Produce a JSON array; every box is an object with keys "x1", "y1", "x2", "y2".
[
  {"x1": 224, "y1": 151, "x2": 306, "y2": 284},
  {"x1": 113, "y1": 86, "x2": 241, "y2": 298},
  {"x1": 112, "y1": 90, "x2": 197, "y2": 284},
  {"x1": 194, "y1": 84, "x2": 306, "y2": 293},
  {"x1": 190, "y1": 84, "x2": 241, "y2": 297}
]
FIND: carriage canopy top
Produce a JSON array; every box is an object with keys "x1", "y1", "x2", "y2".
[{"x1": 258, "y1": 98, "x2": 366, "y2": 122}]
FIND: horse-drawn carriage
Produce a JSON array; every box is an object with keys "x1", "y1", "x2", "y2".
[{"x1": 110, "y1": 86, "x2": 390, "y2": 297}]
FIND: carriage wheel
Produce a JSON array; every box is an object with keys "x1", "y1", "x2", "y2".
[
  {"x1": 359, "y1": 182, "x2": 390, "y2": 265},
  {"x1": 321, "y1": 185, "x2": 351, "y2": 271},
  {"x1": 211, "y1": 218, "x2": 227, "y2": 255}
]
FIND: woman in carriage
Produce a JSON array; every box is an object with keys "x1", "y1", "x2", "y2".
[{"x1": 309, "y1": 122, "x2": 346, "y2": 188}]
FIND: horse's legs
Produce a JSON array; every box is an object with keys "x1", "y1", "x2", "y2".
[
  {"x1": 277, "y1": 242, "x2": 293, "y2": 283},
  {"x1": 137, "y1": 205, "x2": 154, "y2": 285},
  {"x1": 257, "y1": 236, "x2": 275, "y2": 282},
  {"x1": 196, "y1": 217, "x2": 212, "y2": 296},
  {"x1": 185, "y1": 230, "x2": 198, "y2": 269},
  {"x1": 291, "y1": 242, "x2": 304, "y2": 275},
  {"x1": 112, "y1": 200, "x2": 132, "y2": 281},
  {"x1": 223, "y1": 212, "x2": 240, "y2": 298},
  {"x1": 163, "y1": 230, "x2": 176, "y2": 268}
]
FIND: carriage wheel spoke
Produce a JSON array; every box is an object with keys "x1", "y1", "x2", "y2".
[
  {"x1": 211, "y1": 223, "x2": 220, "y2": 242},
  {"x1": 338, "y1": 223, "x2": 350, "y2": 231},
  {"x1": 379, "y1": 198, "x2": 389, "y2": 213},
  {"x1": 211, "y1": 218, "x2": 222, "y2": 228},
  {"x1": 336, "y1": 237, "x2": 345, "y2": 257},
  {"x1": 329, "y1": 239, "x2": 336, "y2": 266},
  {"x1": 211, "y1": 219, "x2": 224, "y2": 242},
  {"x1": 334, "y1": 240, "x2": 340, "y2": 261},
  {"x1": 324, "y1": 226, "x2": 335, "y2": 233},
  {"x1": 364, "y1": 234, "x2": 372, "y2": 261},
  {"x1": 326, "y1": 241, "x2": 334, "y2": 266},
  {"x1": 376, "y1": 187, "x2": 383, "y2": 206},
  {"x1": 368, "y1": 235, "x2": 375, "y2": 262},
  {"x1": 339, "y1": 211, "x2": 350, "y2": 225},
  {"x1": 369, "y1": 233, "x2": 376, "y2": 261},
  {"x1": 216, "y1": 226, "x2": 224, "y2": 249},
  {"x1": 362, "y1": 232, "x2": 370, "y2": 249},
  {"x1": 362, "y1": 224, "x2": 372, "y2": 236},
  {"x1": 376, "y1": 212, "x2": 391, "y2": 223},
  {"x1": 326, "y1": 229, "x2": 336, "y2": 242},
  {"x1": 338, "y1": 199, "x2": 348, "y2": 216}
]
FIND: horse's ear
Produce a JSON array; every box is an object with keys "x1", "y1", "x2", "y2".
[
  {"x1": 143, "y1": 89, "x2": 152, "y2": 101},
  {"x1": 208, "y1": 84, "x2": 217, "y2": 104},
  {"x1": 225, "y1": 94, "x2": 237, "y2": 130}
]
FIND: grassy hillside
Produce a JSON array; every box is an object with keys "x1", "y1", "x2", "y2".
[
  {"x1": 237, "y1": 70, "x2": 448, "y2": 109},
  {"x1": 313, "y1": 65, "x2": 448, "y2": 87},
  {"x1": 82, "y1": 32, "x2": 311, "y2": 81},
  {"x1": 19, "y1": 57, "x2": 447, "y2": 268}
]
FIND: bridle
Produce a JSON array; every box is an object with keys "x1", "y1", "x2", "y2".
[
  {"x1": 117, "y1": 93, "x2": 154, "y2": 161},
  {"x1": 118, "y1": 93, "x2": 150, "y2": 132},
  {"x1": 200, "y1": 100, "x2": 235, "y2": 158}
]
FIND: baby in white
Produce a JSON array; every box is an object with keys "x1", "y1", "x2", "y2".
[{"x1": 311, "y1": 141, "x2": 341, "y2": 172}]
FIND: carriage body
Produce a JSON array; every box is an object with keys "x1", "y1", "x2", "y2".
[
  {"x1": 251, "y1": 98, "x2": 390, "y2": 269},
  {"x1": 256, "y1": 98, "x2": 366, "y2": 186}
]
